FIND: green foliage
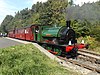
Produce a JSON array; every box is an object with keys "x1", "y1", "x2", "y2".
[
  {"x1": 0, "y1": 15, "x2": 13, "y2": 32},
  {"x1": 91, "y1": 25, "x2": 100, "y2": 41},
  {"x1": 0, "y1": 44, "x2": 79, "y2": 75},
  {"x1": 78, "y1": 36, "x2": 100, "y2": 53},
  {"x1": 38, "y1": 0, "x2": 67, "y2": 26},
  {"x1": 69, "y1": 0, "x2": 74, "y2": 5},
  {"x1": 72, "y1": 20, "x2": 90, "y2": 37},
  {"x1": 67, "y1": 2, "x2": 100, "y2": 23}
]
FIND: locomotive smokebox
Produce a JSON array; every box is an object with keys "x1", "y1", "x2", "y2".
[{"x1": 66, "y1": 20, "x2": 71, "y2": 28}]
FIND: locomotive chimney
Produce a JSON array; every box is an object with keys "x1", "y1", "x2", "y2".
[
  {"x1": 66, "y1": 0, "x2": 72, "y2": 28},
  {"x1": 66, "y1": 20, "x2": 71, "y2": 28}
]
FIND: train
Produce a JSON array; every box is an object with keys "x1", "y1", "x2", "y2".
[{"x1": 8, "y1": 21, "x2": 88, "y2": 58}]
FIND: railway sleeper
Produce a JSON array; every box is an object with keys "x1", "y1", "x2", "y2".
[{"x1": 67, "y1": 59, "x2": 100, "y2": 73}]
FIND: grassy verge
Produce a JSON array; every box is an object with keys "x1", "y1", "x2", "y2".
[{"x1": 0, "y1": 44, "x2": 80, "y2": 75}]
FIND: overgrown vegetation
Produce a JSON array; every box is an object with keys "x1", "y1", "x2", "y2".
[
  {"x1": 78, "y1": 36, "x2": 100, "y2": 53},
  {"x1": 0, "y1": 44, "x2": 80, "y2": 75}
]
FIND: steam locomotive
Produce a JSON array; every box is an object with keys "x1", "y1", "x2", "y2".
[{"x1": 8, "y1": 21, "x2": 88, "y2": 58}]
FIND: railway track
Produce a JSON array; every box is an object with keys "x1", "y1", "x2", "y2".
[
  {"x1": 58, "y1": 49, "x2": 100, "y2": 73},
  {"x1": 78, "y1": 49, "x2": 100, "y2": 64},
  {"x1": 79, "y1": 49, "x2": 100, "y2": 57}
]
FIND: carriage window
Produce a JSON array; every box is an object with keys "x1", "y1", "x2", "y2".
[{"x1": 35, "y1": 26, "x2": 39, "y2": 33}]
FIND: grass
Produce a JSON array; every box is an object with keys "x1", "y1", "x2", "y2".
[{"x1": 0, "y1": 44, "x2": 81, "y2": 75}]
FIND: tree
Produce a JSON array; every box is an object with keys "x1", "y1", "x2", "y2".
[
  {"x1": 0, "y1": 15, "x2": 13, "y2": 33},
  {"x1": 39, "y1": 0, "x2": 68, "y2": 26}
]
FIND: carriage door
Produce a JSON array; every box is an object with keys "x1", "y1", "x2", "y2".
[{"x1": 34, "y1": 26, "x2": 40, "y2": 41}]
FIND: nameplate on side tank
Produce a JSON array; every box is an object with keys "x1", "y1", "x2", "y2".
[{"x1": 46, "y1": 34, "x2": 52, "y2": 36}]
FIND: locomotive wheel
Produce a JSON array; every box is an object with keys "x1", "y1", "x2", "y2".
[
  {"x1": 70, "y1": 48, "x2": 78, "y2": 58},
  {"x1": 53, "y1": 47, "x2": 62, "y2": 56},
  {"x1": 42, "y1": 44, "x2": 52, "y2": 50}
]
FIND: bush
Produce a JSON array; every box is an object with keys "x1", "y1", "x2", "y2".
[
  {"x1": 78, "y1": 36, "x2": 100, "y2": 53},
  {"x1": 91, "y1": 26, "x2": 100, "y2": 42}
]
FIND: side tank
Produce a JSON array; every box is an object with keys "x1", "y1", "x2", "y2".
[{"x1": 42, "y1": 26, "x2": 65, "y2": 38}]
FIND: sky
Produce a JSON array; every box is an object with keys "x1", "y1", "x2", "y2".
[
  {"x1": 0, "y1": 0, "x2": 99, "y2": 25},
  {"x1": 74, "y1": 0, "x2": 99, "y2": 6}
]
